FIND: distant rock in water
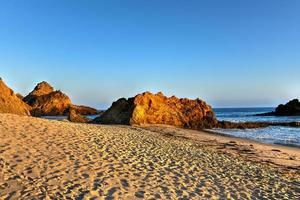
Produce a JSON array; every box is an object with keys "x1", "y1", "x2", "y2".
[
  {"x1": 24, "y1": 81, "x2": 97, "y2": 116},
  {"x1": 93, "y1": 92, "x2": 218, "y2": 129},
  {"x1": 257, "y1": 99, "x2": 300, "y2": 116},
  {"x1": 68, "y1": 106, "x2": 90, "y2": 123},
  {"x1": 0, "y1": 79, "x2": 31, "y2": 115}
]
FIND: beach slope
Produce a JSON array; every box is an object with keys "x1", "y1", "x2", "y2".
[{"x1": 0, "y1": 114, "x2": 299, "y2": 199}]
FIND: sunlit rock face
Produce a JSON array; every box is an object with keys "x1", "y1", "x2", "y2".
[
  {"x1": 94, "y1": 92, "x2": 217, "y2": 129},
  {"x1": 0, "y1": 79, "x2": 31, "y2": 115},
  {"x1": 24, "y1": 81, "x2": 72, "y2": 116},
  {"x1": 23, "y1": 81, "x2": 98, "y2": 116},
  {"x1": 24, "y1": 81, "x2": 54, "y2": 99}
]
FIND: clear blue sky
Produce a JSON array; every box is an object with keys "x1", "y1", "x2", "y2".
[{"x1": 1, "y1": 0, "x2": 299, "y2": 109}]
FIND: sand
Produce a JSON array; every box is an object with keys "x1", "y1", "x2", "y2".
[{"x1": 0, "y1": 114, "x2": 299, "y2": 199}]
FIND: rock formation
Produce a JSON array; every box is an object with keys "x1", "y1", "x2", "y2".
[
  {"x1": 93, "y1": 92, "x2": 218, "y2": 129},
  {"x1": 257, "y1": 99, "x2": 300, "y2": 116},
  {"x1": 0, "y1": 79, "x2": 31, "y2": 115},
  {"x1": 69, "y1": 105, "x2": 98, "y2": 115},
  {"x1": 23, "y1": 82, "x2": 71, "y2": 116},
  {"x1": 68, "y1": 106, "x2": 90, "y2": 123},
  {"x1": 16, "y1": 93, "x2": 24, "y2": 100},
  {"x1": 23, "y1": 81, "x2": 97, "y2": 116},
  {"x1": 217, "y1": 121, "x2": 300, "y2": 129},
  {"x1": 27, "y1": 91, "x2": 71, "y2": 116},
  {"x1": 24, "y1": 81, "x2": 54, "y2": 100}
]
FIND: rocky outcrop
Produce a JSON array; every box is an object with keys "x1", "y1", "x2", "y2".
[
  {"x1": 23, "y1": 81, "x2": 97, "y2": 116},
  {"x1": 217, "y1": 121, "x2": 300, "y2": 129},
  {"x1": 0, "y1": 79, "x2": 31, "y2": 115},
  {"x1": 16, "y1": 93, "x2": 24, "y2": 100},
  {"x1": 94, "y1": 97, "x2": 134, "y2": 125},
  {"x1": 24, "y1": 82, "x2": 71, "y2": 116},
  {"x1": 275, "y1": 99, "x2": 300, "y2": 116},
  {"x1": 24, "y1": 81, "x2": 54, "y2": 100},
  {"x1": 26, "y1": 90, "x2": 72, "y2": 116},
  {"x1": 93, "y1": 92, "x2": 218, "y2": 129},
  {"x1": 258, "y1": 99, "x2": 300, "y2": 116},
  {"x1": 69, "y1": 105, "x2": 98, "y2": 115},
  {"x1": 217, "y1": 121, "x2": 270, "y2": 129},
  {"x1": 68, "y1": 106, "x2": 90, "y2": 123}
]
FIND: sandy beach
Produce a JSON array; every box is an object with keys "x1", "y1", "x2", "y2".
[{"x1": 0, "y1": 114, "x2": 299, "y2": 199}]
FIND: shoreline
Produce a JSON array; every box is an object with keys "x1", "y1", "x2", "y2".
[
  {"x1": 139, "y1": 124, "x2": 300, "y2": 169},
  {"x1": 205, "y1": 128, "x2": 300, "y2": 149}
]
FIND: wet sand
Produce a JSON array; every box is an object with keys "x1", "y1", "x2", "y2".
[{"x1": 0, "y1": 114, "x2": 299, "y2": 199}]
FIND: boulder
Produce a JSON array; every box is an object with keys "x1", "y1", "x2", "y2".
[
  {"x1": 94, "y1": 97, "x2": 134, "y2": 124},
  {"x1": 217, "y1": 121, "x2": 269, "y2": 129},
  {"x1": 24, "y1": 81, "x2": 54, "y2": 99},
  {"x1": 68, "y1": 106, "x2": 90, "y2": 123},
  {"x1": 23, "y1": 81, "x2": 97, "y2": 116},
  {"x1": 0, "y1": 79, "x2": 31, "y2": 115},
  {"x1": 275, "y1": 99, "x2": 300, "y2": 116},
  {"x1": 23, "y1": 81, "x2": 71, "y2": 116},
  {"x1": 70, "y1": 105, "x2": 98, "y2": 115},
  {"x1": 28, "y1": 91, "x2": 72, "y2": 116},
  {"x1": 217, "y1": 121, "x2": 300, "y2": 129},
  {"x1": 257, "y1": 99, "x2": 300, "y2": 116},
  {"x1": 93, "y1": 92, "x2": 218, "y2": 129}
]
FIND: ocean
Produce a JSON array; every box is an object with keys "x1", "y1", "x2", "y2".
[{"x1": 213, "y1": 107, "x2": 300, "y2": 147}]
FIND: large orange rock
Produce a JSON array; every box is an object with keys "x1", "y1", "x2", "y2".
[
  {"x1": 27, "y1": 91, "x2": 71, "y2": 116},
  {"x1": 94, "y1": 92, "x2": 217, "y2": 129},
  {"x1": 24, "y1": 81, "x2": 54, "y2": 98},
  {"x1": 24, "y1": 81, "x2": 98, "y2": 116},
  {"x1": 24, "y1": 81, "x2": 72, "y2": 116},
  {"x1": 0, "y1": 78, "x2": 31, "y2": 115}
]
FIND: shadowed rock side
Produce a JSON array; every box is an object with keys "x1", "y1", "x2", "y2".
[
  {"x1": 24, "y1": 81, "x2": 97, "y2": 116},
  {"x1": 0, "y1": 79, "x2": 31, "y2": 115},
  {"x1": 94, "y1": 92, "x2": 218, "y2": 129},
  {"x1": 68, "y1": 106, "x2": 90, "y2": 123},
  {"x1": 258, "y1": 99, "x2": 300, "y2": 116},
  {"x1": 16, "y1": 93, "x2": 24, "y2": 100},
  {"x1": 94, "y1": 97, "x2": 135, "y2": 124}
]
